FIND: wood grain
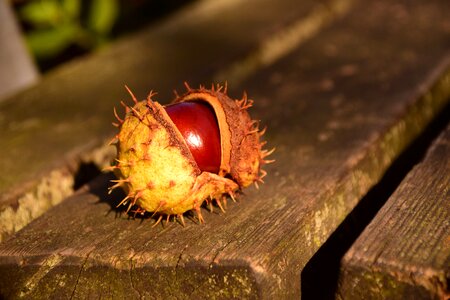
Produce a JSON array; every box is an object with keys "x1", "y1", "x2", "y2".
[
  {"x1": 337, "y1": 125, "x2": 450, "y2": 299},
  {"x1": 0, "y1": 0, "x2": 449, "y2": 298}
]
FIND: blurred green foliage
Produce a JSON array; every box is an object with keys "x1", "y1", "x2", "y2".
[{"x1": 18, "y1": 0, "x2": 119, "y2": 61}]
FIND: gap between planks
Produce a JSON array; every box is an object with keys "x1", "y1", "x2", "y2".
[{"x1": 301, "y1": 86, "x2": 450, "y2": 299}]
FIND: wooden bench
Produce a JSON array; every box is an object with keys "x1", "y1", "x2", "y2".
[{"x1": 0, "y1": 0, "x2": 449, "y2": 298}]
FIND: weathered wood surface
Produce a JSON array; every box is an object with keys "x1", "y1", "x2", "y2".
[
  {"x1": 337, "y1": 123, "x2": 450, "y2": 299},
  {"x1": 0, "y1": 0, "x2": 448, "y2": 298},
  {"x1": 0, "y1": 0, "x2": 346, "y2": 242}
]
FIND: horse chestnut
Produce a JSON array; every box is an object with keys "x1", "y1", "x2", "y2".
[
  {"x1": 165, "y1": 102, "x2": 221, "y2": 174},
  {"x1": 109, "y1": 83, "x2": 274, "y2": 225}
]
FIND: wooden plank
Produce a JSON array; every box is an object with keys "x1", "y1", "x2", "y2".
[
  {"x1": 337, "y1": 123, "x2": 450, "y2": 299},
  {"x1": 0, "y1": 0, "x2": 345, "y2": 241},
  {"x1": 0, "y1": 0, "x2": 449, "y2": 298}
]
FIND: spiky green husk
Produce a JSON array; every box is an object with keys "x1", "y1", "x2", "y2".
[{"x1": 109, "y1": 84, "x2": 273, "y2": 224}]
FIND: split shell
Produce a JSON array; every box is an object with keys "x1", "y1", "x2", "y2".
[
  {"x1": 112, "y1": 85, "x2": 271, "y2": 219},
  {"x1": 174, "y1": 86, "x2": 262, "y2": 188}
]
